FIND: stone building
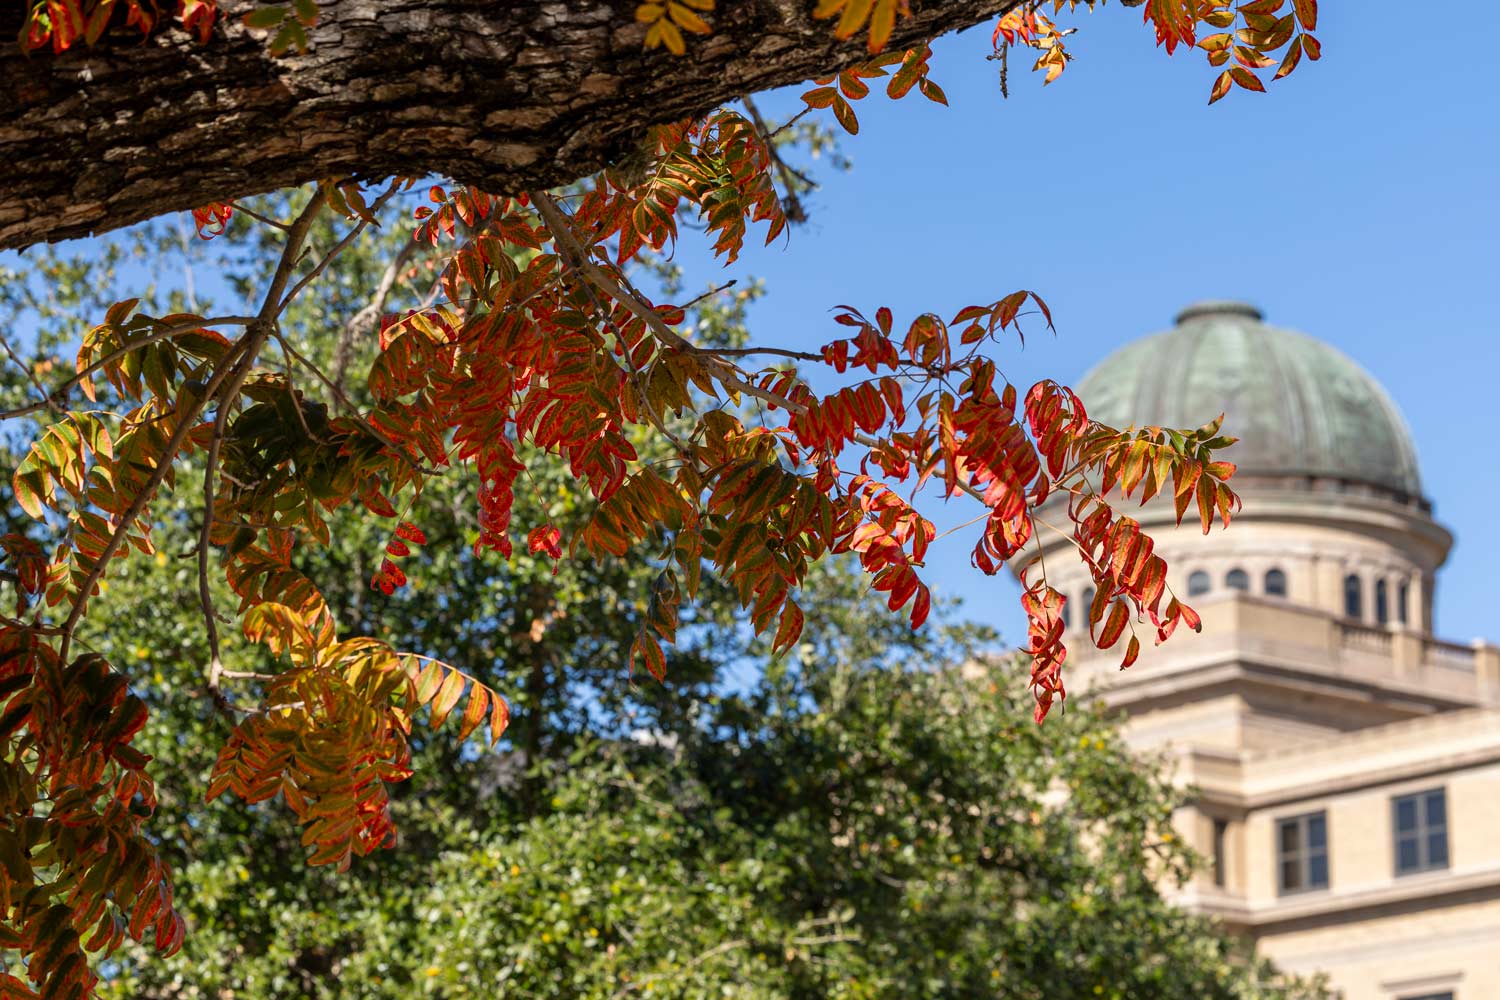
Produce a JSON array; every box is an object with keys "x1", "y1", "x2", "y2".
[{"x1": 1016, "y1": 301, "x2": 1500, "y2": 999}]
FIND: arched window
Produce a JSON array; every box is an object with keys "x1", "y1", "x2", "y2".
[
  {"x1": 1226, "y1": 568, "x2": 1250, "y2": 592},
  {"x1": 1083, "y1": 587, "x2": 1097, "y2": 618},
  {"x1": 1264, "y1": 568, "x2": 1288, "y2": 597},
  {"x1": 1187, "y1": 571, "x2": 1211, "y2": 597},
  {"x1": 1061, "y1": 595, "x2": 1072, "y2": 631},
  {"x1": 1398, "y1": 581, "x2": 1410, "y2": 625},
  {"x1": 1375, "y1": 579, "x2": 1390, "y2": 625},
  {"x1": 1343, "y1": 574, "x2": 1363, "y2": 620}
]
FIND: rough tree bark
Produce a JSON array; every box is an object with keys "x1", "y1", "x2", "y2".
[{"x1": 0, "y1": 0, "x2": 1020, "y2": 251}]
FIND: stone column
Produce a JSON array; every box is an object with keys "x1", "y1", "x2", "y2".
[
  {"x1": 1475, "y1": 641, "x2": 1500, "y2": 692},
  {"x1": 1314, "y1": 557, "x2": 1344, "y2": 620},
  {"x1": 1404, "y1": 572, "x2": 1424, "y2": 634}
]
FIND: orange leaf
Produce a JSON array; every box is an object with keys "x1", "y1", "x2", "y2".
[
  {"x1": 1274, "y1": 36, "x2": 1303, "y2": 79},
  {"x1": 1229, "y1": 66, "x2": 1266, "y2": 93},
  {"x1": 489, "y1": 694, "x2": 511, "y2": 746},
  {"x1": 429, "y1": 670, "x2": 465, "y2": 728},
  {"x1": 457, "y1": 685, "x2": 489, "y2": 742}
]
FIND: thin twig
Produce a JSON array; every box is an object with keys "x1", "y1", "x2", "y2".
[
  {"x1": 275, "y1": 333, "x2": 444, "y2": 476},
  {"x1": 0, "y1": 316, "x2": 258, "y2": 421},
  {"x1": 335, "y1": 234, "x2": 419, "y2": 390},
  {"x1": 529, "y1": 190, "x2": 811, "y2": 418},
  {"x1": 228, "y1": 201, "x2": 292, "y2": 233},
  {"x1": 679, "y1": 279, "x2": 738, "y2": 312},
  {"x1": 201, "y1": 190, "x2": 329, "y2": 705},
  {"x1": 768, "y1": 104, "x2": 816, "y2": 140},
  {"x1": 278, "y1": 180, "x2": 404, "y2": 313},
  {"x1": 0, "y1": 329, "x2": 66, "y2": 418},
  {"x1": 743, "y1": 95, "x2": 809, "y2": 224},
  {"x1": 708, "y1": 345, "x2": 822, "y2": 362}
]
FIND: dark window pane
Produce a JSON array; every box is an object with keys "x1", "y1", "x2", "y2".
[
  {"x1": 1213, "y1": 819, "x2": 1227, "y2": 888},
  {"x1": 1375, "y1": 579, "x2": 1389, "y2": 624},
  {"x1": 1281, "y1": 859, "x2": 1301, "y2": 891},
  {"x1": 1083, "y1": 588, "x2": 1096, "y2": 614},
  {"x1": 1344, "y1": 574, "x2": 1363, "y2": 619},
  {"x1": 1308, "y1": 853, "x2": 1328, "y2": 887},
  {"x1": 1306, "y1": 814, "x2": 1326, "y2": 849},
  {"x1": 1425, "y1": 790, "x2": 1446, "y2": 827},
  {"x1": 1396, "y1": 798, "x2": 1419, "y2": 832},
  {"x1": 1428, "y1": 832, "x2": 1449, "y2": 868},
  {"x1": 1398, "y1": 838, "x2": 1420, "y2": 872},
  {"x1": 1398, "y1": 582, "x2": 1410, "y2": 623},
  {"x1": 1226, "y1": 568, "x2": 1249, "y2": 591},
  {"x1": 1280, "y1": 821, "x2": 1299, "y2": 853},
  {"x1": 1265, "y1": 568, "x2": 1288, "y2": 596},
  {"x1": 1061, "y1": 598, "x2": 1071, "y2": 630},
  {"x1": 1188, "y1": 571, "x2": 1210, "y2": 597}
]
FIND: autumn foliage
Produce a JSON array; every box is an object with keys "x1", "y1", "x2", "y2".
[{"x1": 0, "y1": 0, "x2": 1321, "y2": 995}]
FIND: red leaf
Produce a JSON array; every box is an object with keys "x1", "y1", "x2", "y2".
[
  {"x1": 526, "y1": 525, "x2": 563, "y2": 560},
  {"x1": 1096, "y1": 600, "x2": 1129, "y2": 649},
  {"x1": 772, "y1": 599, "x2": 805, "y2": 657}
]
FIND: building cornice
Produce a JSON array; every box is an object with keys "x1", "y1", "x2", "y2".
[{"x1": 1181, "y1": 863, "x2": 1500, "y2": 933}]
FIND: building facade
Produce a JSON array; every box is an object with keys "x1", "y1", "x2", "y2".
[{"x1": 1015, "y1": 301, "x2": 1500, "y2": 999}]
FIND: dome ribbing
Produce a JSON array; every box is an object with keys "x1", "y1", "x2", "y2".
[{"x1": 1075, "y1": 301, "x2": 1423, "y2": 499}]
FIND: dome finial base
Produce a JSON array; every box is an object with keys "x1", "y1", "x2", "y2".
[{"x1": 1175, "y1": 300, "x2": 1264, "y2": 325}]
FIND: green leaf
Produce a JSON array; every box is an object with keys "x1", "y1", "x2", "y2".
[{"x1": 243, "y1": 5, "x2": 287, "y2": 30}]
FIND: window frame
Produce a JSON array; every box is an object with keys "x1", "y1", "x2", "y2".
[
  {"x1": 1276, "y1": 810, "x2": 1330, "y2": 895},
  {"x1": 1225, "y1": 567, "x2": 1250, "y2": 592},
  {"x1": 1187, "y1": 570, "x2": 1211, "y2": 597},
  {"x1": 1392, "y1": 787, "x2": 1449, "y2": 877}
]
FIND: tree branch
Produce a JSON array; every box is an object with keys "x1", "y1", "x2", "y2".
[{"x1": 0, "y1": 1, "x2": 1023, "y2": 249}]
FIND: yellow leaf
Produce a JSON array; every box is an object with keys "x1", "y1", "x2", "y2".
[
  {"x1": 835, "y1": 0, "x2": 873, "y2": 41},
  {"x1": 667, "y1": 1, "x2": 710, "y2": 34},
  {"x1": 868, "y1": 0, "x2": 897, "y2": 53}
]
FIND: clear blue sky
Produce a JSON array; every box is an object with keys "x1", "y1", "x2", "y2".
[{"x1": 708, "y1": 0, "x2": 1499, "y2": 647}]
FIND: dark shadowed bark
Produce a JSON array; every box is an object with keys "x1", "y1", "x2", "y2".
[{"x1": 0, "y1": 0, "x2": 1019, "y2": 250}]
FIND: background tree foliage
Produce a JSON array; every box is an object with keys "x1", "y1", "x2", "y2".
[{"x1": 4, "y1": 222, "x2": 1324, "y2": 999}]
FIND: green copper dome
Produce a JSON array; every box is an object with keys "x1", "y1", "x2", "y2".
[{"x1": 1075, "y1": 301, "x2": 1423, "y2": 499}]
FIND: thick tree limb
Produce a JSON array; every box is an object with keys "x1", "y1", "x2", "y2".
[{"x1": 0, "y1": 0, "x2": 1019, "y2": 251}]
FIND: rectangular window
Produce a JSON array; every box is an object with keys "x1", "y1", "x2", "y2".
[
  {"x1": 1393, "y1": 788, "x2": 1449, "y2": 876},
  {"x1": 1399, "y1": 993, "x2": 1454, "y2": 1000},
  {"x1": 1212, "y1": 819, "x2": 1228, "y2": 888},
  {"x1": 1277, "y1": 811, "x2": 1329, "y2": 894}
]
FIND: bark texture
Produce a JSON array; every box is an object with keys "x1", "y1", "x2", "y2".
[{"x1": 0, "y1": 0, "x2": 1019, "y2": 250}]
